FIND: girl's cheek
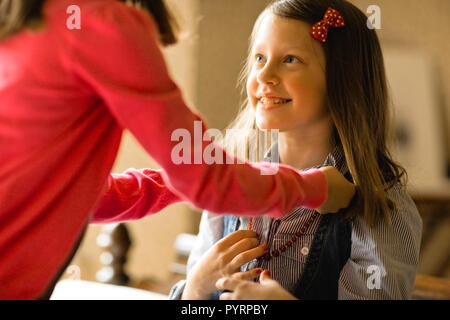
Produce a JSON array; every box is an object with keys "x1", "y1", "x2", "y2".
[
  {"x1": 248, "y1": 97, "x2": 257, "y2": 110},
  {"x1": 246, "y1": 78, "x2": 257, "y2": 109}
]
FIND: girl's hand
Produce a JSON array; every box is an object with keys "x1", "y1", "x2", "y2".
[
  {"x1": 316, "y1": 166, "x2": 356, "y2": 214},
  {"x1": 182, "y1": 230, "x2": 268, "y2": 300},
  {"x1": 216, "y1": 270, "x2": 297, "y2": 300}
]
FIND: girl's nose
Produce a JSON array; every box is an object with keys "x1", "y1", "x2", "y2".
[{"x1": 257, "y1": 63, "x2": 280, "y2": 86}]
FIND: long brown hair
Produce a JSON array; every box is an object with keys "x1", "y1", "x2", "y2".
[
  {"x1": 224, "y1": 0, "x2": 407, "y2": 227},
  {"x1": 0, "y1": 0, "x2": 178, "y2": 45}
]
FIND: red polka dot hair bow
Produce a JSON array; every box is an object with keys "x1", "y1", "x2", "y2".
[{"x1": 309, "y1": 7, "x2": 345, "y2": 43}]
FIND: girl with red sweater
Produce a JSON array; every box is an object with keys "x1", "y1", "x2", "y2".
[{"x1": 0, "y1": 0, "x2": 354, "y2": 299}]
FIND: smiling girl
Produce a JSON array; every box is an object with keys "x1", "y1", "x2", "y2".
[{"x1": 170, "y1": 0, "x2": 422, "y2": 300}]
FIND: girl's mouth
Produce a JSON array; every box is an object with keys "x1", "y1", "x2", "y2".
[{"x1": 257, "y1": 97, "x2": 292, "y2": 109}]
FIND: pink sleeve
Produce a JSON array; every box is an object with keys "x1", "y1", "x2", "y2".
[
  {"x1": 91, "y1": 169, "x2": 183, "y2": 224},
  {"x1": 66, "y1": 3, "x2": 327, "y2": 219}
]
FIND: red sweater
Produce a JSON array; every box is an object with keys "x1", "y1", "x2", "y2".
[{"x1": 0, "y1": 0, "x2": 326, "y2": 299}]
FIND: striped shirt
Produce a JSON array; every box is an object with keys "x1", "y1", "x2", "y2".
[{"x1": 169, "y1": 145, "x2": 422, "y2": 300}]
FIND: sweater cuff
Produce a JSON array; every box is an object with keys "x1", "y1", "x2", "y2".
[{"x1": 297, "y1": 168, "x2": 327, "y2": 209}]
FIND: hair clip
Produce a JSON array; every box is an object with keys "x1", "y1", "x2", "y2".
[{"x1": 310, "y1": 7, "x2": 345, "y2": 43}]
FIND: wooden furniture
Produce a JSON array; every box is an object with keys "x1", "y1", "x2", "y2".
[
  {"x1": 412, "y1": 274, "x2": 450, "y2": 300},
  {"x1": 412, "y1": 194, "x2": 450, "y2": 277},
  {"x1": 96, "y1": 223, "x2": 131, "y2": 285}
]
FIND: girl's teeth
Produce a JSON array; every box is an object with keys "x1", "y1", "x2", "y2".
[{"x1": 260, "y1": 98, "x2": 290, "y2": 104}]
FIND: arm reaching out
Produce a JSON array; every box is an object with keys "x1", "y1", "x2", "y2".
[
  {"x1": 73, "y1": 3, "x2": 355, "y2": 220},
  {"x1": 91, "y1": 169, "x2": 182, "y2": 224},
  {"x1": 92, "y1": 165, "x2": 355, "y2": 224}
]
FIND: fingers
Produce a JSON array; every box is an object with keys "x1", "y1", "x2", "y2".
[
  {"x1": 232, "y1": 268, "x2": 263, "y2": 281},
  {"x1": 230, "y1": 244, "x2": 268, "y2": 267},
  {"x1": 342, "y1": 187, "x2": 361, "y2": 218},
  {"x1": 331, "y1": 181, "x2": 356, "y2": 213},
  {"x1": 221, "y1": 238, "x2": 259, "y2": 267},
  {"x1": 346, "y1": 184, "x2": 357, "y2": 206},
  {"x1": 208, "y1": 230, "x2": 267, "y2": 278},
  {"x1": 220, "y1": 231, "x2": 267, "y2": 270},
  {"x1": 317, "y1": 166, "x2": 357, "y2": 214},
  {"x1": 216, "y1": 276, "x2": 241, "y2": 292},
  {"x1": 217, "y1": 230, "x2": 258, "y2": 248},
  {"x1": 259, "y1": 269, "x2": 272, "y2": 282},
  {"x1": 219, "y1": 292, "x2": 234, "y2": 300},
  {"x1": 228, "y1": 237, "x2": 260, "y2": 254},
  {"x1": 216, "y1": 268, "x2": 263, "y2": 291},
  {"x1": 216, "y1": 269, "x2": 268, "y2": 301}
]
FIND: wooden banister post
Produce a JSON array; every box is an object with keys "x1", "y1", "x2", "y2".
[{"x1": 96, "y1": 223, "x2": 131, "y2": 285}]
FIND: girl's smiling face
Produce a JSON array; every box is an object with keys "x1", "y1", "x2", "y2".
[{"x1": 247, "y1": 13, "x2": 329, "y2": 133}]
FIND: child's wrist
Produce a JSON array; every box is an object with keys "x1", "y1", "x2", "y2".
[{"x1": 299, "y1": 168, "x2": 327, "y2": 209}]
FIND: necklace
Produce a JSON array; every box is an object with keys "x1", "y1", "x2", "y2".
[{"x1": 248, "y1": 211, "x2": 319, "y2": 261}]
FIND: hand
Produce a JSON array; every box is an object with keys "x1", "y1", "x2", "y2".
[
  {"x1": 216, "y1": 270, "x2": 297, "y2": 300},
  {"x1": 316, "y1": 166, "x2": 356, "y2": 214},
  {"x1": 182, "y1": 230, "x2": 268, "y2": 300}
]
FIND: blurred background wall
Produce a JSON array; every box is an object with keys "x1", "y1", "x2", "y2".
[{"x1": 65, "y1": 0, "x2": 450, "y2": 289}]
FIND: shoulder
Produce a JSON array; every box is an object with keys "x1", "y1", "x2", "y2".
[
  {"x1": 351, "y1": 183, "x2": 422, "y2": 261},
  {"x1": 386, "y1": 184, "x2": 423, "y2": 238},
  {"x1": 85, "y1": 0, "x2": 157, "y2": 33},
  {"x1": 44, "y1": 0, "x2": 171, "y2": 89},
  {"x1": 340, "y1": 184, "x2": 422, "y2": 299}
]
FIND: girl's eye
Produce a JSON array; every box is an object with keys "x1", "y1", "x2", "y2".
[
  {"x1": 284, "y1": 55, "x2": 301, "y2": 64},
  {"x1": 255, "y1": 54, "x2": 265, "y2": 63}
]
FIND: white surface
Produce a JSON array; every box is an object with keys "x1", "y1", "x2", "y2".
[
  {"x1": 50, "y1": 280, "x2": 168, "y2": 300},
  {"x1": 174, "y1": 233, "x2": 198, "y2": 257}
]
